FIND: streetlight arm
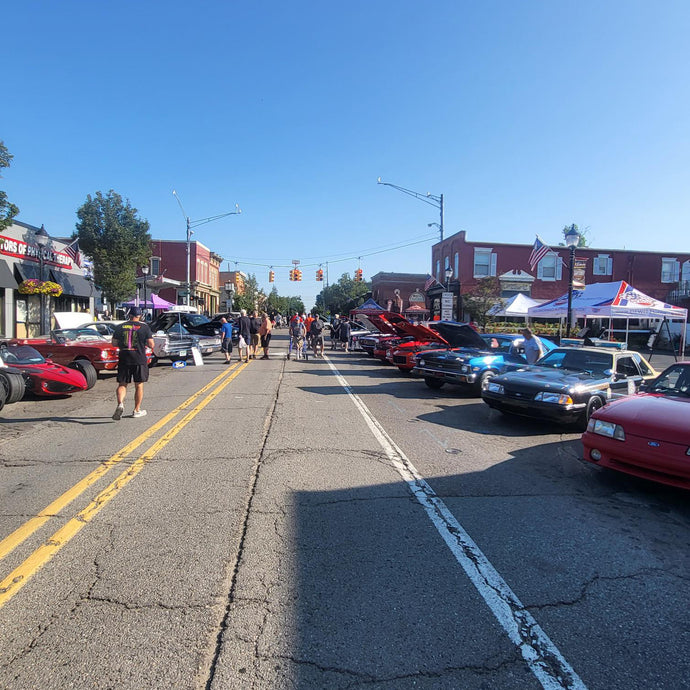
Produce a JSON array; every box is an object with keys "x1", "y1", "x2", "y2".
[
  {"x1": 189, "y1": 206, "x2": 242, "y2": 228},
  {"x1": 377, "y1": 179, "x2": 441, "y2": 208}
]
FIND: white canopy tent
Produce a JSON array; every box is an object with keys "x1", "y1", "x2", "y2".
[
  {"x1": 487, "y1": 293, "x2": 545, "y2": 318},
  {"x1": 527, "y1": 281, "x2": 688, "y2": 354}
]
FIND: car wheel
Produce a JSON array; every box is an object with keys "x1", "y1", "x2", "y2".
[
  {"x1": 0, "y1": 370, "x2": 27, "y2": 405},
  {"x1": 474, "y1": 370, "x2": 494, "y2": 395},
  {"x1": 580, "y1": 396, "x2": 604, "y2": 431},
  {"x1": 68, "y1": 359, "x2": 98, "y2": 390},
  {"x1": 424, "y1": 377, "x2": 444, "y2": 390},
  {"x1": 0, "y1": 383, "x2": 6, "y2": 411}
]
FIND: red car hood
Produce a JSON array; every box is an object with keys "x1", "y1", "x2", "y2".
[{"x1": 594, "y1": 394, "x2": 690, "y2": 443}]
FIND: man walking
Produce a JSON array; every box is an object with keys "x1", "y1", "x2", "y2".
[
  {"x1": 249, "y1": 310, "x2": 262, "y2": 359},
  {"x1": 521, "y1": 327, "x2": 544, "y2": 364},
  {"x1": 309, "y1": 313, "x2": 325, "y2": 357},
  {"x1": 259, "y1": 311, "x2": 272, "y2": 359},
  {"x1": 111, "y1": 307, "x2": 154, "y2": 420},
  {"x1": 237, "y1": 309, "x2": 252, "y2": 363},
  {"x1": 220, "y1": 317, "x2": 234, "y2": 363}
]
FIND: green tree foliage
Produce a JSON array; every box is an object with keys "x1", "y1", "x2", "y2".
[
  {"x1": 560, "y1": 223, "x2": 590, "y2": 248},
  {"x1": 233, "y1": 273, "x2": 270, "y2": 313},
  {"x1": 315, "y1": 273, "x2": 370, "y2": 316},
  {"x1": 0, "y1": 141, "x2": 19, "y2": 230},
  {"x1": 462, "y1": 277, "x2": 503, "y2": 329},
  {"x1": 75, "y1": 190, "x2": 151, "y2": 304}
]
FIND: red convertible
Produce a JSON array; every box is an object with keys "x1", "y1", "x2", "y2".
[
  {"x1": 0, "y1": 343, "x2": 89, "y2": 408},
  {"x1": 582, "y1": 362, "x2": 690, "y2": 490},
  {"x1": 11, "y1": 328, "x2": 121, "y2": 386}
]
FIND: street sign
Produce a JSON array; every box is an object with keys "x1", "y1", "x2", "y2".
[{"x1": 441, "y1": 292, "x2": 453, "y2": 321}]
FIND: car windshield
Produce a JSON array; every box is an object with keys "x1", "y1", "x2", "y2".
[
  {"x1": 183, "y1": 314, "x2": 212, "y2": 326},
  {"x1": 536, "y1": 349, "x2": 612, "y2": 377},
  {"x1": 1, "y1": 344, "x2": 46, "y2": 365},
  {"x1": 480, "y1": 335, "x2": 516, "y2": 353},
  {"x1": 649, "y1": 365, "x2": 690, "y2": 397},
  {"x1": 52, "y1": 329, "x2": 109, "y2": 342}
]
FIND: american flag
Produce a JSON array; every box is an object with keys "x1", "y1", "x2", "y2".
[
  {"x1": 424, "y1": 274, "x2": 437, "y2": 291},
  {"x1": 528, "y1": 236, "x2": 551, "y2": 271},
  {"x1": 64, "y1": 238, "x2": 82, "y2": 268}
]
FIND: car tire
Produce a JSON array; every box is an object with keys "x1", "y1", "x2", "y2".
[
  {"x1": 68, "y1": 359, "x2": 98, "y2": 390},
  {"x1": 580, "y1": 396, "x2": 604, "y2": 431},
  {"x1": 0, "y1": 383, "x2": 6, "y2": 412},
  {"x1": 424, "y1": 377, "x2": 444, "y2": 390},
  {"x1": 474, "y1": 370, "x2": 494, "y2": 395},
  {"x1": 0, "y1": 370, "x2": 27, "y2": 405}
]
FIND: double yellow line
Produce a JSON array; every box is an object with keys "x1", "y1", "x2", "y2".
[{"x1": 0, "y1": 360, "x2": 250, "y2": 608}]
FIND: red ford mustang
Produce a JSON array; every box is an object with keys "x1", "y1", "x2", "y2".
[
  {"x1": 582, "y1": 362, "x2": 690, "y2": 490},
  {"x1": 0, "y1": 343, "x2": 90, "y2": 399}
]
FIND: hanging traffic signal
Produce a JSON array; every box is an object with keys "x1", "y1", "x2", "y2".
[
  {"x1": 269, "y1": 270, "x2": 275, "y2": 282},
  {"x1": 316, "y1": 268, "x2": 323, "y2": 281},
  {"x1": 289, "y1": 269, "x2": 294, "y2": 281},
  {"x1": 355, "y1": 268, "x2": 363, "y2": 282},
  {"x1": 294, "y1": 269, "x2": 302, "y2": 281}
]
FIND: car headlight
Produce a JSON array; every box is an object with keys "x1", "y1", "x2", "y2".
[
  {"x1": 534, "y1": 391, "x2": 573, "y2": 405},
  {"x1": 101, "y1": 350, "x2": 111, "y2": 359},
  {"x1": 486, "y1": 382, "x2": 504, "y2": 394},
  {"x1": 461, "y1": 365, "x2": 469, "y2": 373},
  {"x1": 418, "y1": 359, "x2": 425, "y2": 366},
  {"x1": 586, "y1": 418, "x2": 626, "y2": 440}
]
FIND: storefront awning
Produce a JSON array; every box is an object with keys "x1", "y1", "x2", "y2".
[
  {"x1": 50, "y1": 270, "x2": 94, "y2": 297},
  {"x1": 0, "y1": 260, "x2": 17, "y2": 288},
  {"x1": 14, "y1": 263, "x2": 42, "y2": 282}
]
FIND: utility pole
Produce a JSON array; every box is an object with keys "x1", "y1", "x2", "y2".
[{"x1": 377, "y1": 177, "x2": 444, "y2": 241}]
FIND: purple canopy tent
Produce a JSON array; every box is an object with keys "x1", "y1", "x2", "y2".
[{"x1": 122, "y1": 294, "x2": 176, "y2": 309}]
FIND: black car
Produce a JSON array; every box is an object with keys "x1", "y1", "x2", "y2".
[
  {"x1": 481, "y1": 346, "x2": 658, "y2": 429},
  {"x1": 150, "y1": 311, "x2": 222, "y2": 337},
  {"x1": 207, "y1": 315, "x2": 240, "y2": 343}
]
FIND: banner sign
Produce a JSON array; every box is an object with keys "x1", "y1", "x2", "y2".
[{"x1": 0, "y1": 235, "x2": 73, "y2": 268}]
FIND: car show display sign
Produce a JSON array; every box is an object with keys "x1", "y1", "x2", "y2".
[{"x1": 441, "y1": 292, "x2": 453, "y2": 321}]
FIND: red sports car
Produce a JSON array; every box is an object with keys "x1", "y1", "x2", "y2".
[
  {"x1": 0, "y1": 343, "x2": 90, "y2": 400},
  {"x1": 582, "y1": 362, "x2": 690, "y2": 490}
]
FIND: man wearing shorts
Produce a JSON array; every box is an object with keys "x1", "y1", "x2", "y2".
[{"x1": 111, "y1": 307, "x2": 154, "y2": 420}]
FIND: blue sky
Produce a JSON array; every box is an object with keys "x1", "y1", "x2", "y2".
[{"x1": 4, "y1": 1, "x2": 689, "y2": 308}]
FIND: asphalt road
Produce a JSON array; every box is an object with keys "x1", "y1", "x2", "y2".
[{"x1": 0, "y1": 334, "x2": 688, "y2": 689}]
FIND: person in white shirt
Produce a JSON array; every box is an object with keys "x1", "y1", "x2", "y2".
[{"x1": 521, "y1": 327, "x2": 544, "y2": 364}]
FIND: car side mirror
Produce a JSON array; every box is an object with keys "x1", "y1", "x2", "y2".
[{"x1": 603, "y1": 368, "x2": 614, "y2": 378}]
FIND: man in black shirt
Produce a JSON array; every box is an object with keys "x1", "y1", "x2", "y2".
[{"x1": 111, "y1": 307, "x2": 154, "y2": 420}]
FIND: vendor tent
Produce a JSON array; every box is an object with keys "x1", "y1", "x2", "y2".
[
  {"x1": 488, "y1": 293, "x2": 545, "y2": 318},
  {"x1": 351, "y1": 298, "x2": 385, "y2": 313},
  {"x1": 122, "y1": 294, "x2": 176, "y2": 309},
  {"x1": 528, "y1": 281, "x2": 688, "y2": 352}
]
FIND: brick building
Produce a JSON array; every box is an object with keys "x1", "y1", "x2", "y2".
[
  {"x1": 429, "y1": 230, "x2": 690, "y2": 321},
  {"x1": 370, "y1": 272, "x2": 430, "y2": 319}
]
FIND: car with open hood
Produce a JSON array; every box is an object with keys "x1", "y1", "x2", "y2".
[
  {"x1": 481, "y1": 344, "x2": 657, "y2": 429},
  {"x1": 149, "y1": 311, "x2": 222, "y2": 354},
  {"x1": 581, "y1": 361, "x2": 690, "y2": 489},
  {"x1": 412, "y1": 332, "x2": 557, "y2": 393}
]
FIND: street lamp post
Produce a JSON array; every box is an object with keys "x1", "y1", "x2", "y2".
[
  {"x1": 173, "y1": 190, "x2": 241, "y2": 307},
  {"x1": 564, "y1": 226, "x2": 580, "y2": 337},
  {"x1": 34, "y1": 224, "x2": 50, "y2": 335},
  {"x1": 378, "y1": 178, "x2": 444, "y2": 240},
  {"x1": 142, "y1": 265, "x2": 150, "y2": 320}
]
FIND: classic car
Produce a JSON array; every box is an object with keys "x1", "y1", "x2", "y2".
[
  {"x1": 0, "y1": 343, "x2": 90, "y2": 401},
  {"x1": 413, "y1": 333, "x2": 557, "y2": 393},
  {"x1": 481, "y1": 345, "x2": 657, "y2": 429},
  {"x1": 150, "y1": 311, "x2": 222, "y2": 354},
  {"x1": 11, "y1": 328, "x2": 119, "y2": 384},
  {"x1": 582, "y1": 362, "x2": 690, "y2": 489},
  {"x1": 207, "y1": 315, "x2": 240, "y2": 343}
]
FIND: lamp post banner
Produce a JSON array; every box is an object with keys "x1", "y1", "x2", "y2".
[{"x1": 441, "y1": 292, "x2": 453, "y2": 321}]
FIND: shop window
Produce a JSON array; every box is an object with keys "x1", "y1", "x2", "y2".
[
  {"x1": 151, "y1": 257, "x2": 161, "y2": 275},
  {"x1": 661, "y1": 258, "x2": 680, "y2": 283},
  {"x1": 537, "y1": 254, "x2": 562, "y2": 281},
  {"x1": 593, "y1": 254, "x2": 613, "y2": 275},
  {"x1": 435, "y1": 259, "x2": 441, "y2": 281},
  {"x1": 454, "y1": 252, "x2": 459, "y2": 279},
  {"x1": 473, "y1": 248, "x2": 497, "y2": 278}
]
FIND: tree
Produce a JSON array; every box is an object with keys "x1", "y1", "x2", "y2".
[
  {"x1": 560, "y1": 223, "x2": 590, "y2": 248},
  {"x1": 462, "y1": 277, "x2": 503, "y2": 329},
  {"x1": 233, "y1": 273, "x2": 268, "y2": 313},
  {"x1": 75, "y1": 190, "x2": 151, "y2": 304},
  {"x1": 315, "y1": 273, "x2": 370, "y2": 316},
  {"x1": 0, "y1": 141, "x2": 19, "y2": 230}
]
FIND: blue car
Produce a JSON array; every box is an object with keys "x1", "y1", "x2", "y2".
[{"x1": 413, "y1": 332, "x2": 557, "y2": 394}]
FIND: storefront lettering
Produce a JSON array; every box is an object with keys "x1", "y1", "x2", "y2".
[{"x1": 0, "y1": 235, "x2": 72, "y2": 267}]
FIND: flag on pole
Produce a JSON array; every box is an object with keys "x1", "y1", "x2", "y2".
[
  {"x1": 64, "y1": 238, "x2": 82, "y2": 268},
  {"x1": 424, "y1": 274, "x2": 437, "y2": 291},
  {"x1": 528, "y1": 236, "x2": 551, "y2": 271}
]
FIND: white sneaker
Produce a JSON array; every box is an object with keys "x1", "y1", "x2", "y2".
[
  {"x1": 132, "y1": 410, "x2": 147, "y2": 418},
  {"x1": 112, "y1": 404, "x2": 124, "y2": 421}
]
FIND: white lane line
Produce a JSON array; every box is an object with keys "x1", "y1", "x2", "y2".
[{"x1": 325, "y1": 357, "x2": 587, "y2": 690}]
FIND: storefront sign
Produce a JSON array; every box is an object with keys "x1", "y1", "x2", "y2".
[
  {"x1": 441, "y1": 291, "x2": 453, "y2": 320},
  {"x1": 0, "y1": 235, "x2": 73, "y2": 268},
  {"x1": 574, "y1": 258, "x2": 588, "y2": 288},
  {"x1": 499, "y1": 280, "x2": 531, "y2": 293}
]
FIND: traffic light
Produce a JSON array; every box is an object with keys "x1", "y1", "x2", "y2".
[
  {"x1": 269, "y1": 270, "x2": 275, "y2": 282},
  {"x1": 316, "y1": 268, "x2": 323, "y2": 281},
  {"x1": 355, "y1": 268, "x2": 363, "y2": 282},
  {"x1": 289, "y1": 269, "x2": 295, "y2": 281},
  {"x1": 294, "y1": 269, "x2": 302, "y2": 281}
]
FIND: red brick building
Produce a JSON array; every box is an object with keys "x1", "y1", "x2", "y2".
[
  {"x1": 429, "y1": 230, "x2": 690, "y2": 321},
  {"x1": 370, "y1": 272, "x2": 429, "y2": 317},
  {"x1": 148, "y1": 240, "x2": 222, "y2": 314}
]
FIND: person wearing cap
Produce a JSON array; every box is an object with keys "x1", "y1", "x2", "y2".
[{"x1": 111, "y1": 307, "x2": 154, "y2": 420}]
